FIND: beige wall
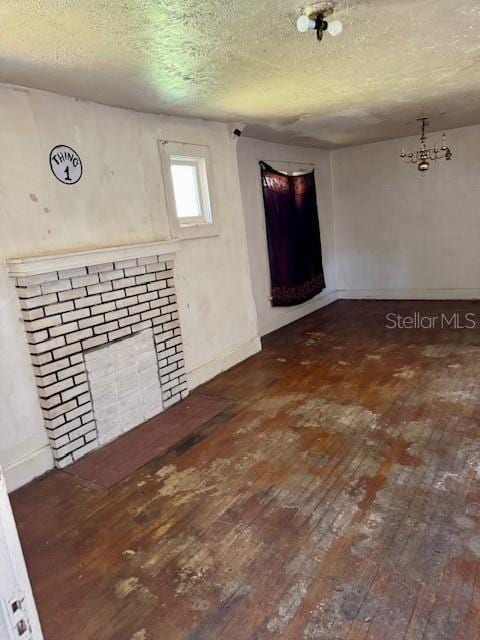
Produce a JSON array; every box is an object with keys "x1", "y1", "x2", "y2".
[
  {"x1": 237, "y1": 137, "x2": 337, "y2": 336},
  {"x1": 0, "y1": 85, "x2": 259, "y2": 489},
  {"x1": 332, "y1": 124, "x2": 480, "y2": 298}
]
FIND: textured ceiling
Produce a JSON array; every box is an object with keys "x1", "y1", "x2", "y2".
[{"x1": 0, "y1": 0, "x2": 480, "y2": 147}]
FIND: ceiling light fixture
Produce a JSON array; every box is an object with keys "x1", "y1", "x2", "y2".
[
  {"x1": 400, "y1": 117, "x2": 453, "y2": 172},
  {"x1": 297, "y1": 2, "x2": 343, "y2": 41}
]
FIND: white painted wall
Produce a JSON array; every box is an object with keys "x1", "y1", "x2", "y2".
[
  {"x1": 332, "y1": 124, "x2": 480, "y2": 299},
  {"x1": 237, "y1": 138, "x2": 337, "y2": 337},
  {"x1": 0, "y1": 85, "x2": 259, "y2": 490}
]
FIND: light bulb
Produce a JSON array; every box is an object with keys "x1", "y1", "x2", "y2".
[
  {"x1": 327, "y1": 20, "x2": 343, "y2": 37},
  {"x1": 297, "y1": 15, "x2": 316, "y2": 33}
]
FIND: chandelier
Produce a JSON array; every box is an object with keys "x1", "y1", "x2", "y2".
[{"x1": 400, "y1": 117, "x2": 452, "y2": 172}]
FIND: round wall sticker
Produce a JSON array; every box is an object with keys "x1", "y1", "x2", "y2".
[{"x1": 49, "y1": 145, "x2": 83, "y2": 185}]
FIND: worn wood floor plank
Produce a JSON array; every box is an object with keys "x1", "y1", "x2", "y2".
[{"x1": 10, "y1": 300, "x2": 480, "y2": 640}]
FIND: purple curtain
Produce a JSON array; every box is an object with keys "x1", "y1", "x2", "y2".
[{"x1": 260, "y1": 162, "x2": 325, "y2": 307}]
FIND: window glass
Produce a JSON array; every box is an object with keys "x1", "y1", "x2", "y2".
[{"x1": 170, "y1": 162, "x2": 202, "y2": 219}]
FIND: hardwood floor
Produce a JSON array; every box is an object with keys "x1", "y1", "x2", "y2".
[{"x1": 11, "y1": 300, "x2": 480, "y2": 640}]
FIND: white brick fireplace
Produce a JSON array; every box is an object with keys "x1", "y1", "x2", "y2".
[{"x1": 6, "y1": 241, "x2": 188, "y2": 468}]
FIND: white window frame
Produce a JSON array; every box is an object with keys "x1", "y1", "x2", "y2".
[{"x1": 159, "y1": 140, "x2": 219, "y2": 240}]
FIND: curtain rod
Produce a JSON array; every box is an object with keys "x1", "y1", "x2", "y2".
[{"x1": 263, "y1": 159, "x2": 315, "y2": 167}]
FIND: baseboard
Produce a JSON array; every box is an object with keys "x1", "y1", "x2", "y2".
[
  {"x1": 259, "y1": 289, "x2": 340, "y2": 337},
  {"x1": 337, "y1": 289, "x2": 480, "y2": 300},
  {"x1": 4, "y1": 445, "x2": 53, "y2": 493},
  {"x1": 187, "y1": 336, "x2": 262, "y2": 390}
]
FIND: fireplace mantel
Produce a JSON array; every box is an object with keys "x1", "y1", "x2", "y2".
[{"x1": 5, "y1": 240, "x2": 180, "y2": 277}]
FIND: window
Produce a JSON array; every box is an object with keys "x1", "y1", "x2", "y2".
[
  {"x1": 170, "y1": 156, "x2": 211, "y2": 224},
  {"x1": 160, "y1": 141, "x2": 218, "y2": 239}
]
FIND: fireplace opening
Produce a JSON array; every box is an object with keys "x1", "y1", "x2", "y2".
[{"x1": 85, "y1": 329, "x2": 163, "y2": 446}]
